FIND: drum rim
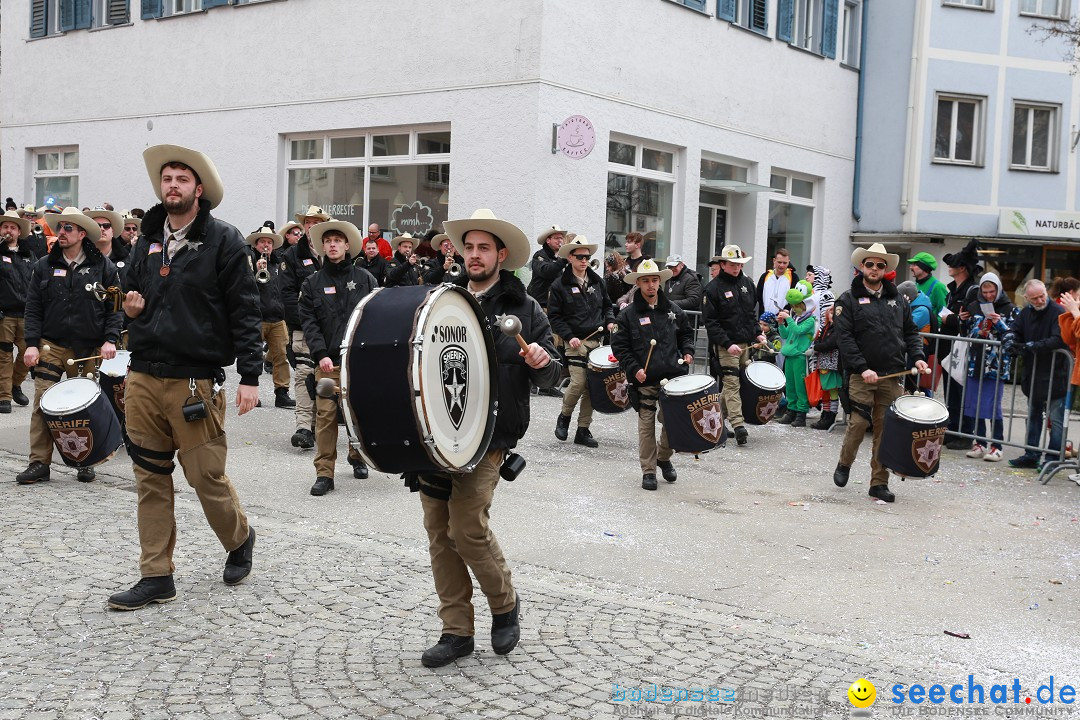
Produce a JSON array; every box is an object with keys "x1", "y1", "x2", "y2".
[
  {"x1": 892, "y1": 394, "x2": 949, "y2": 423},
  {"x1": 587, "y1": 345, "x2": 617, "y2": 370},
  {"x1": 40, "y1": 376, "x2": 101, "y2": 415},
  {"x1": 744, "y1": 360, "x2": 785, "y2": 391},
  {"x1": 662, "y1": 373, "x2": 716, "y2": 396},
  {"x1": 98, "y1": 350, "x2": 132, "y2": 378},
  {"x1": 340, "y1": 287, "x2": 383, "y2": 469}
]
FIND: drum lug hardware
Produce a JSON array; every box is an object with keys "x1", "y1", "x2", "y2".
[
  {"x1": 423, "y1": 435, "x2": 436, "y2": 447},
  {"x1": 403, "y1": 439, "x2": 410, "y2": 446}
]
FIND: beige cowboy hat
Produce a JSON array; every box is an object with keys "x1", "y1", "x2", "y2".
[
  {"x1": 431, "y1": 232, "x2": 452, "y2": 249},
  {"x1": 294, "y1": 205, "x2": 331, "y2": 224},
  {"x1": 718, "y1": 244, "x2": 752, "y2": 264},
  {"x1": 246, "y1": 224, "x2": 284, "y2": 252},
  {"x1": 536, "y1": 225, "x2": 567, "y2": 246},
  {"x1": 556, "y1": 235, "x2": 598, "y2": 259},
  {"x1": 279, "y1": 221, "x2": 303, "y2": 238},
  {"x1": 624, "y1": 258, "x2": 673, "y2": 285},
  {"x1": 44, "y1": 207, "x2": 101, "y2": 244},
  {"x1": 444, "y1": 209, "x2": 530, "y2": 271},
  {"x1": 119, "y1": 212, "x2": 142, "y2": 231},
  {"x1": 16, "y1": 204, "x2": 39, "y2": 219},
  {"x1": 851, "y1": 242, "x2": 900, "y2": 273},
  {"x1": 391, "y1": 233, "x2": 419, "y2": 253},
  {"x1": 86, "y1": 207, "x2": 125, "y2": 236},
  {"x1": 143, "y1": 144, "x2": 225, "y2": 209},
  {"x1": 0, "y1": 210, "x2": 31, "y2": 238},
  {"x1": 308, "y1": 220, "x2": 360, "y2": 258}
]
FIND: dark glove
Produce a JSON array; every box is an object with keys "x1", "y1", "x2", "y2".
[
  {"x1": 1000, "y1": 334, "x2": 1017, "y2": 357},
  {"x1": 1024, "y1": 341, "x2": 1037, "y2": 354}
]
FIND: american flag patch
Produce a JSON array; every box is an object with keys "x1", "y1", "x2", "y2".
[
  {"x1": 53, "y1": 268, "x2": 67, "y2": 277},
  {"x1": 639, "y1": 317, "x2": 651, "y2": 325},
  {"x1": 858, "y1": 297, "x2": 870, "y2": 304},
  {"x1": 724, "y1": 291, "x2": 733, "y2": 298},
  {"x1": 571, "y1": 287, "x2": 580, "y2": 294},
  {"x1": 323, "y1": 286, "x2": 336, "y2": 294},
  {"x1": 303, "y1": 258, "x2": 314, "y2": 266},
  {"x1": 148, "y1": 243, "x2": 162, "y2": 254},
  {"x1": 2, "y1": 256, "x2": 11, "y2": 264}
]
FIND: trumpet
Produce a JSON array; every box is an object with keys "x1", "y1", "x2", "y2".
[
  {"x1": 589, "y1": 258, "x2": 602, "y2": 271},
  {"x1": 448, "y1": 262, "x2": 462, "y2": 279},
  {"x1": 256, "y1": 251, "x2": 271, "y2": 284},
  {"x1": 86, "y1": 282, "x2": 124, "y2": 312}
]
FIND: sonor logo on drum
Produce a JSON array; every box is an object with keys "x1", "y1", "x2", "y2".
[
  {"x1": 912, "y1": 435, "x2": 943, "y2": 474},
  {"x1": 440, "y1": 345, "x2": 469, "y2": 430},
  {"x1": 757, "y1": 393, "x2": 782, "y2": 422},
  {"x1": 605, "y1": 374, "x2": 630, "y2": 408},
  {"x1": 51, "y1": 428, "x2": 94, "y2": 463},
  {"x1": 432, "y1": 324, "x2": 469, "y2": 344}
]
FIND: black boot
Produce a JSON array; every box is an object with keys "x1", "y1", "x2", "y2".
[
  {"x1": 16, "y1": 461, "x2": 50, "y2": 485},
  {"x1": 491, "y1": 596, "x2": 521, "y2": 655},
  {"x1": 573, "y1": 427, "x2": 598, "y2": 448},
  {"x1": 776, "y1": 410, "x2": 797, "y2": 425},
  {"x1": 554, "y1": 413, "x2": 571, "y2": 441},
  {"x1": 291, "y1": 428, "x2": 315, "y2": 449},
  {"x1": 641, "y1": 473, "x2": 658, "y2": 491},
  {"x1": 0, "y1": 400, "x2": 10, "y2": 414},
  {"x1": 310, "y1": 476, "x2": 334, "y2": 496},
  {"x1": 274, "y1": 387, "x2": 296, "y2": 408},
  {"x1": 790, "y1": 412, "x2": 806, "y2": 428},
  {"x1": 76, "y1": 466, "x2": 96, "y2": 483},
  {"x1": 811, "y1": 411, "x2": 836, "y2": 430},
  {"x1": 223, "y1": 527, "x2": 255, "y2": 585},
  {"x1": 734, "y1": 426, "x2": 748, "y2": 446},
  {"x1": 833, "y1": 463, "x2": 850, "y2": 487},
  {"x1": 352, "y1": 460, "x2": 369, "y2": 479},
  {"x1": 869, "y1": 484, "x2": 895, "y2": 503},
  {"x1": 11, "y1": 386, "x2": 29, "y2": 406},
  {"x1": 108, "y1": 575, "x2": 176, "y2": 610},
  {"x1": 657, "y1": 460, "x2": 677, "y2": 483},
  {"x1": 421, "y1": 634, "x2": 475, "y2": 668}
]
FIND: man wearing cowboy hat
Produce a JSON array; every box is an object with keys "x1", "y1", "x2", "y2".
[
  {"x1": 415, "y1": 209, "x2": 560, "y2": 668},
  {"x1": 526, "y1": 225, "x2": 567, "y2": 310},
  {"x1": 939, "y1": 239, "x2": 982, "y2": 447},
  {"x1": 280, "y1": 205, "x2": 330, "y2": 451},
  {"x1": 108, "y1": 145, "x2": 261, "y2": 609},
  {"x1": 280, "y1": 221, "x2": 304, "y2": 249},
  {"x1": 17, "y1": 204, "x2": 51, "y2": 258},
  {"x1": 88, "y1": 207, "x2": 130, "y2": 282},
  {"x1": 547, "y1": 236, "x2": 616, "y2": 447},
  {"x1": 702, "y1": 244, "x2": 764, "y2": 447},
  {"x1": 18, "y1": 207, "x2": 123, "y2": 485},
  {"x1": 0, "y1": 210, "x2": 35, "y2": 412},
  {"x1": 246, "y1": 225, "x2": 295, "y2": 410},
  {"x1": 298, "y1": 220, "x2": 378, "y2": 496},
  {"x1": 832, "y1": 242, "x2": 928, "y2": 503},
  {"x1": 385, "y1": 233, "x2": 422, "y2": 287},
  {"x1": 612, "y1": 259, "x2": 695, "y2": 490},
  {"x1": 119, "y1": 212, "x2": 142, "y2": 249},
  {"x1": 664, "y1": 255, "x2": 702, "y2": 311},
  {"x1": 421, "y1": 233, "x2": 463, "y2": 286}
]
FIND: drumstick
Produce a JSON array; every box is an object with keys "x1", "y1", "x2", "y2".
[
  {"x1": 496, "y1": 314, "x2": 530, "y2": 353},
  {"x1": 315, "y1": 377, "x2": 342, "y2": 398},
  {"x1": 41, "y1": 344, "x2": 51, "y2": 352},
  {"x1": 643, "y1": 339, "x2": 657, "y2": 373},
  {"x1": 580, "y1": 326, "x2": 605, "y2": 343},
  {"x1": 67, "y1": 355, "x2": 102, "y2": 366},
  {"x1": 876, "y1": 367, "x2": 931, "y2": 381}
]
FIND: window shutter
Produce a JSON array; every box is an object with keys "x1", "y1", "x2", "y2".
[
  {"x1": 717, "y1": 0, "x2": 736, "y2": 21},
  {"x1": 203, "y1": 0, "x2": 230, "y2": 7},
  {"x1": 74, "y1": 0, "x2": 92, "y2": 28},
  {"x1": 141, "y1": 0, "x2": 162, "y2": 19},
  {"x1": 30, "y1": 0, "x2": 48, "y2": 37},
  {"x1": 59, "y1": 0, "x2": 76, "y2": 30},
  {"x1": 777, "y1": 0, "x2": 794, "y2": 41},
  {"x1": 107, "y1": 0, "x2": 130, "y2": 24},
  {"x1": 752, "y1": 0, "x2": 769, "y2": 31},
  {"x1": 821, "y1": 0, "x2": 839, "y2": 58}
]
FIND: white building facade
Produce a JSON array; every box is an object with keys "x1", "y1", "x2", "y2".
[{"x1": 2, "y1": 0, "x2": 861, "y2": 282}]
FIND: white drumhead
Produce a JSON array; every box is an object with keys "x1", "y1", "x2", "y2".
[
  {"x1": 98, "y1": 350, "x2": 131, "y2": 378},
  {"x1": 893, "y1": 394, "x2": 949, "y2": 423},
  {"x1": 414, "y1": 286, "x2": 494, "y2": 470},
  {"x1": 40, "y1": 377, "x2": 101, "y2": 415},
  {"x1": 745, "y1": 361, "x2": 785, "y2": 391},
  {"x1": 663, "y1": 374, "x2": 715, "y2": 396},
  {"x1": 588, "y1": 345, "x2": 617, "y2": 369}
]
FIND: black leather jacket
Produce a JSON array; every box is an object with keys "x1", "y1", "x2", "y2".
[
  {"x1": 298, "y1": 256, "x2": 379, "y2": 366},
  {"x1": 702, "y1": 269, "x2": 759, "y2": 347},
  {"x1": 385, "y1": 252, "x2": 421, "y2": 287},
  {"x1": 612, "y1": 289, "x2": 694, "y2": 387},
  {"x1": 249, "y1": 246, "x2": 286, "y2": 324},
  {"x1": 0, "y1": 239, "x2": 35, "y2": 315},
  {"x1": 526, "y1": 244, "x2": 565, "y2": 308},
  {"x1": 280, "y1": 237, "x2": 321, "y2": 331},
  {"x1": 355, "y1": 253, "x2": 388, "y2": 286},
  {"x1": 834, "y1": 275, "x2": 924, "y2": 376},
  {"x1": 547, "y1": 265, "x2": 614, "y2": 341}
]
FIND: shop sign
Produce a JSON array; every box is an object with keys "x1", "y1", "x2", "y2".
[
  {"x1": 392, "y1": 201, "x2": 434, "y2": 237},
  {"x1": 999, "y1": 208, "x2": 1080, "y2": 239},
  {"x1": 554, "y1": 115, "x2": 596, "y2": 159}
]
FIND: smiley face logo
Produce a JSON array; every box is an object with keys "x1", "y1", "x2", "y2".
[{"x1": 848, "y1": 678, "x2": 876, "y2": 708}]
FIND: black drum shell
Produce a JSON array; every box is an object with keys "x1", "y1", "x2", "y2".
[
  {"x1": 40, "y1": 384, "x2": 123, "y2": 468},
  {"x1": 98, "y1": 373, "x2": 126, "y2": 430},
  {"x1": 586, "y1": 364, "x2": 630, "y2": 414},
  {"x1": 739, "y1": 366, "x2": 784, "y2": 425},
  {"x1": 659, "y1": 377, "x2": 727, "y2": 454},
  {"x1": 880, "y1": 405, "x2": 948, "y2": 478}
]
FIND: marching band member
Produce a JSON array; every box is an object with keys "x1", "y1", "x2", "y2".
[
  {"x1": 385, "y1": 233, "x2": 421, "y2": 287},
  {"x1": 119, "y1": 212, "x2": 142, "y2": 250},
  {"x1": 297, "y1": 220, "x2": 377, "y2": 496},
  {"x1": 611, "y1": 259, "x2": 694, "y2": 491},
  {"x1": 280, "y1": 221, "x2": 304, "y2": 249},
  {"x1": 88, "y1": 207, "x2": 130, "y2": 286},
  {"x1": 109, "y1": 144, "x2": 260, "y2": 609},
  {"x1": 546, "y1": 236, "x2": 614, "y2": 448},
  {"x1": 421, "y1": 233, "x2": 463, "y2": 285},
  {"x1": 18, "y1": 207, "x2": 122, "y2": 485},
  {"x1": 281, "y1": 205, "x2": 329, "y2": 450},
  {"x1": 526, "y1": 225, "x2": 566, "y2": 311},
  {"x1": 246, "y1": 225, "x2": 295, "y2": 409},
  {"x1": 0, "y1": 210, "x2": 35, "y2": 412},
  {"x1": 416, "y1": 209, "x2": 560, "y2": 668}
]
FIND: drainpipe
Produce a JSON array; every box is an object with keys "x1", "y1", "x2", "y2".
[
  {"x1": 852, "y1": 0, "x2": 870, "y2": 222},
  {"x1": 900, "y1": 0, "x2": 927, "y2": 225}
]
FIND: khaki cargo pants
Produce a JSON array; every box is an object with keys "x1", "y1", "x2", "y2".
[
  {"x1": 291, "y1": 330, "x2": 315, "y2": 432},
  {"x1": 839, "y1": 374, "x2": 904, "y2": 488},
  {"x1": 313, "y1": 366, "x2": 362, "y2": 479},
  {"x1": 560, "y1": 338, "x2": 600, "y2": 428},
  {"x1": 714, "y1": 344, "x2": 749, "y2": 429},
  {"x1": 262, "y1": 320, "x2": 290, "y2": 391},
  {"x1": 0, "y1": 316, "x2": 28, "y2": 402},
  {"x1": 636, "y1": 385, "x2": 672, "y2": 474}
]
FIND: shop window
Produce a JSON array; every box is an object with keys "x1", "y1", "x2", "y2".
[
  {"x1": 330, "y1": 136, "x2": 365, "y2": 160},
  {"x1": 33, "y1": 147, "x2": 80, "y2": 208},
  {"x1": 605, "y1": 136, "x2": 678, "y2": 260},
  {"x1": 766, "y1": 171, "x2": 816, "y2": 273},
  {"x1": 1011, "y1": 102, "x2": 1059, "y2": 172},
  {"x1": 718, "y1": 0, "x2": 770, "y2": 33},
  {"x1": 1018, "y1": 0, "x2": 1062, "y2": 17},
  {"x1": 933, "y1": 93, "x2": 986, "y2": 166}
]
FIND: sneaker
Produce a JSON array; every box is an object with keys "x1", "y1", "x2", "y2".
[
  {"x1": 1008, "y1": 455, "x2": 1040, "y2": 469},
  {"x1": 108, "y1": 575, "x2": 177, "y2": 610},
  {"x1": 223, "y1": 528, "x2": 255, "y2": 585},
  {"x1": 983, "y1": 447, "x2": 1003, "y2": 462},
  {"x1": 11, "y1": 386, "x2": 29, "y2": 406},
  {"x1": 1068, "y1": 472, "x2": 1080, "y2": 486},
  {"x1": 421, "y1": 634, "x2": 475, "y2": 668},
  {"x1": 965, "y1": 443, "x2": 986, "y2": 459},
  {"x1": 16, "y1": 461, "x2": 50, "y2": 485}
]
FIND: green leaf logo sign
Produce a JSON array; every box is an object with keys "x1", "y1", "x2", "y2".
[{"x1": 1011, "y1": 211, "x2": 1030, "y2": 235}]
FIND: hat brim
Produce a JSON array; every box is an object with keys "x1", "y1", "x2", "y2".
[
  {"x1": 556, "y1": 241, "x2": 598, "y2": 258},
  {"x1": 144, "y1": 144, "x2": 224, "y2": 209},
  {"x1": 121, "y1": 217, "x2": 142, "y2": 230},
  {"x1": 391, "y1": 235, "x2": 419, "y2": 252},
  {"x1": 44, "y1": 212, "x2": 101, "y2": 244},
  {"x1": 536, "y1": 227, "x2": 566, "y2": 246},
  {"x1": 86, "y1": 210, "x2": 125, "y2": 235},
  {"x1": 308, "y1": 220, "x2": 360, "y2": 258},
  {"x1": 445, "y1": 217, "x2": 530, "y2": 271},
  {"x1": 624, "y1": 268, "x2": 673, "y2": 285},
  {"x1": 246, "y1": 231, "x2": 284, "y2": 252},
  {"x1": 0, "y1": 214, "x2": 31, "y2": 237},
  {"x1": 294, "y1": 210, "x2": 331, "y2": 224},
  {"x1": 851, "y1": 246, "x2": 900, "y2": 273}
]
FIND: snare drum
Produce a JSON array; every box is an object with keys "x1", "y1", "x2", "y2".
[
  {"x1": 97, "y1": 350, "x2": 131, "y2": 426},
  {"x1": 880, "y1": 394, "x2": 949, "y2": 478},
  {"x1": 740, "y1": 361, "x2": 785, "y2": 425},
  {"x1": 586, "y1": 345, "x2": 630, "y2": 414},
  {"x1": 660, "y1": 374, "x2": 726, "y2": 454},
  {"x1": 341, "y1": 284, "x2": 498, "y2": 474},
  {"x1": 38, "y1": 377, "x2": 124, "y2": 468}
]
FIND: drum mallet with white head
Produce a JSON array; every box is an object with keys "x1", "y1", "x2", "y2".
[
  {"x1": 877, "y1": 367, "x2": 932, "y2": 381},
  {"x1": 315, "y1": 377, "x2": 341, "y2": 398},
  {"x1": 67, "y1": 355, "x2": 102, "y2": 367},
  {"x1": 580, "y1": 326, "x2": 605, "y2": 343},
  {"x1": 642, "y1": 339, "x2": 657, "y2": 373},
  {"x1": 496, "y1": 314, "x2": 530, "y2": 353}
]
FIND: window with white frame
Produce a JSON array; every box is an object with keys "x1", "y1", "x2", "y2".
[
  {"x1": 92, "y1": 0, "x2": 130, "y2": 27},
  {"x1": 792, "y1": 0, "x2": 824, "y2": 52},
  {"x1": 943, "y1": 0, "x2": 993, "y2": 9},
  {"x1": 1018, "y1": 0, "x2": 1065, "y2": 18},
  {"x1": 285, "y1": 127, "x2": 451, "y2": 237},
  {"x1": 933, "y1": 94, "x2": 985, "y2": 166},
  {"x1": 33, "y1": 147, "x2": 80, "y2": 208},
  {"x1": 162, "y1": 0, "x2": 201, "y2": 16},
  {"x1": 737, "y1": 0, "x2": 770, "y2": 31},
  {"x1": 1011, "y1": 102, "x2": 1059, "y2": 171},
  {"x1": 767, "y1": 171, "x2": 816, "y2": 274},
  {"x1": 605, "y1": 137, "x2": 678, "y2": 261},
  {"x1": 841, "y1": 0, "x2": 861, "y2": 66},
  {"x1": 29, "y1": 0, "x2": 63, "y2": 37}
]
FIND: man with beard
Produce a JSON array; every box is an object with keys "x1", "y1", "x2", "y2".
[
  {"x1": 19, "y1": 208, "x2": 122, "y2": 485},
  {"x1": 832, "y1": 243, "x2": 928, "y2": 503},
  {"x1": 0, "y1": 210, "x2": 35, "y2": 412},
  {"x1": 298, "y1": 221, "x2": 378, "y2": 496},
  {"x1": 355, "y1": 238, "x2": 388, "y2": 286},
  {"x1": 108, "y1": 145, "x2": 260, "y2": 610},
  {"x1": 281, "y1": 205, "x2": 330, "y2": 451},
  {"x1": 246, "y1": 225, "x2": 295, "y2": 409},
  {"x1": 415, "y1": 209, "x2": 560, "y2": 668},
  {"x1": 385, "y1": 233, "x2": 422, "y2": 287},
  {"x1": 526, "y1": 225, "x2": 566, "y2": 310}
]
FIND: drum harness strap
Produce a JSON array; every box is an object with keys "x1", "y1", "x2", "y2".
[
  {"x1": 0, "y1": 340, "x2": 12, "y2": 353},
  {"x1": 415, "y1": 473, "x2": 453, "y2": 501},
  {"x1": 124, "y1": 431, "x2": 177, "y2": 475},
  {"x1": 566, "y1": 356, "x2": 589, "y2": 369},
  {"x1": 292, "y1": 349, "x2": 313, "y2": 369},
  {"x1": 35, "y1": 359, "x2": 63, "y2": 384},
  {"x1": 717, "y1": 366, "x2": 741, "y2": 378},
  {"x1": 849, "y1": 397, "x2": 873, "y2": 424}
]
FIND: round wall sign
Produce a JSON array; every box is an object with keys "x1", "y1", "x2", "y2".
[{"x1": 557, "y1": 115, "x2": 596, "y2": 159}]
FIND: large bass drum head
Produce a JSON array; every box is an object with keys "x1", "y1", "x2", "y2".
[{"x1": 415, "y1": 286, "x2": 497, "y2": 471}]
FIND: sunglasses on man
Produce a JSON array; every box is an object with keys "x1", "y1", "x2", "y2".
[
  {"x1": 570, "y1": 254, "x2": 591, "y2": 261},
  {"x1": 58, "y1": 223, "x2": 81, "y2": 233},
  {"x1": 862, "y1": 261, "x2": 888, "y2": 270},
  {"x1": 97, "y1": 223, "x2": 112, "y2": 230}
]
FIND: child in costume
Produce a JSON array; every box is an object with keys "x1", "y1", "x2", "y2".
[
  {"x1": 776, "y1": 280, "x2": 816, "y2": 427},
  {"x1": 752, "y1": 312, "x2": 782, "y2": 362},
  {"x1": 807, "y1": 267, "x2": 841, "y2": 429}
]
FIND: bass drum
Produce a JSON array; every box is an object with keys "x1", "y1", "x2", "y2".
[
  {"x1": 740, "y1": 361, "x2": 785, "y2": 425},
  {"x1": 39, "y1": 377, "x2": 124, "y2": 468},
  {"x1": 660, "y1": 374, "x2": 726, "y2": 454},
  {"x1": 97, "y1": 350, "x2": 131, "y2": 428},
  {"x1": 341, "y1": 284, "x2": 498, "y2": 474},
  {"x1": 586, "y1": 345, "x2": 631, "y2": 414},
  {"x1": 880, "y1": 394, "x2": 949, "y2": 478}
]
